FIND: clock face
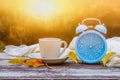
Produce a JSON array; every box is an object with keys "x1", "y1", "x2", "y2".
[{"x1": 75, "y1": 30, "x2": 107, "y2": 63}]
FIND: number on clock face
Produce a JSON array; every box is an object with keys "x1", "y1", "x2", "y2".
[{"x1": 77, "y1": 33, "x2": 105, "y2": 60}]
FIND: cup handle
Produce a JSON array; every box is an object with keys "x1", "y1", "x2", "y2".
[{"x1": 59, "y1": 40, "x2": 67, "y2": 56}]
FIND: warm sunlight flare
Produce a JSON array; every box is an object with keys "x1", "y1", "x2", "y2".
[
  {"x1": 26, "y1": 0, "x2": 57, "y2": 17},
  {"x1": 0, "y1": 0, "x2": 120, "y2": 45}
]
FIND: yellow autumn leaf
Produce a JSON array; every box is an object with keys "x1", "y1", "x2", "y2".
[
  {"x1": 24, "y1": 59, "x2": 44, "y2": 67},
  {"x1": 9, "y1": 57, "x2": 25, "y2": 64},
  {"x1": 67, "y1": 51, "x2": 78, "y2": 63},
  {"x1": 102, "y1": 52, "x2": 116, "y2": 66},
  {"x1": 33, "y1": 63, "x2": 44, "y2": 67}
]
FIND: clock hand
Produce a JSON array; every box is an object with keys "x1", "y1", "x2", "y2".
[
  {"x1": 91, "y1": 42, "x2": 101, "y2": 48},
  {"x1": 89, "y1": 35, "x2": 92, "y2": 48},
  {"x1": 91, "y1": 43, "x2": 97, "y2": 48}
]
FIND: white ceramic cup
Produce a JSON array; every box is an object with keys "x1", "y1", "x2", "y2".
[{"x1": 39, "y1": 38, "x2": 67, "y2": 58}]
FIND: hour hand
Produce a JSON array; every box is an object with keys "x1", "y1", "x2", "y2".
[
  {"x1": 91, "y1": 44, "x2": 97, "y2": 48},
  {"x1": 90, "y1": 42, "x2": 101, "y2": 49},
  {"x1": 89, "y1": 42, "x2": 97, "y2": 48}
]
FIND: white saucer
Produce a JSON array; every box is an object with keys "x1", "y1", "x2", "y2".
[
  {"x1": 42, "y1": 57, "x2": 68, "y2": 65},
  {"x1": 28, "y1": 48, "x2": 71, "y2": 64}
]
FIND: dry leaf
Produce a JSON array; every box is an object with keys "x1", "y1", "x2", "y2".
[
  {"x1": 67, "y1": 51, "x2": 78, "y2": 63},
  {"x1": 24, "y1": 59, "x2": 44, "y2": 67},
  {"x1": 9, "y1": 57, "x2": 25, "y2": 64},
  {"x1": 102, "y1": 52, "x2": 116, "y2": 66},
  {"x1": 33, "y1": 63, "x2": 44, "y2": 67},
  {"x1": 45, "y1": 63, "x2": 53, "y2": 69}
]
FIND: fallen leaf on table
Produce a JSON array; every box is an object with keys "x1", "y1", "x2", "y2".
[
  {"x1": 102, "y1": 52, "x2": 116, "y2": 66},
  {"x1": 45, "y1": 63, "x2": 53, "y2": 69},
  {"x1": 9, "y1": 57, "x2": 25, "y2": 64},
  {"x1": 67, "y1": 51, "x2": 78, "y2": 63},
  {"x1": 24, "y1": 59, "x2": 44, "y2": 67}
]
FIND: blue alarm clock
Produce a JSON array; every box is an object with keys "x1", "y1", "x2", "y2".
[{"x1": 75, "y1": 18, "x2": 107, "y2": 63}]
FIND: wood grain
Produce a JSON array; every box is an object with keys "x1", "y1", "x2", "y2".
[{"x1": 0, "y1": 59, "x2": 120, "y2": 79}]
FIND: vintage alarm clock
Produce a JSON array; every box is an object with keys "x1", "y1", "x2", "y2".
[{"x1": 75, "y1": 18, "x2": 107, "y2": 63}]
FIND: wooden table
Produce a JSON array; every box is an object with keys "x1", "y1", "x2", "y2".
[{"x1": 0, "y1": 59, "x2": 120, "y2": 79}]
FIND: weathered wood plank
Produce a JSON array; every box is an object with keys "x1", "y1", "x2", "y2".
[{"x1": 0, "y1": 60, "x2": 120, "y2": 79}]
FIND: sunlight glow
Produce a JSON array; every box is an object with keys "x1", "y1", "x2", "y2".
[{"x1": 26, "y1": 0, "x2": 57, "y2": 17}]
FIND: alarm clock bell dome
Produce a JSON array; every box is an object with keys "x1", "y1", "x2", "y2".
[
  {"x1": 76, "y1": 24, "x2": 88, "y2": 34},
  {"x1": 95, "y1": 24, "x2": 107, "y2": 34}
]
